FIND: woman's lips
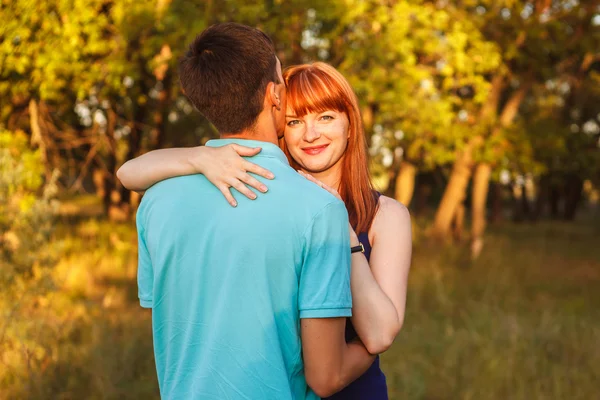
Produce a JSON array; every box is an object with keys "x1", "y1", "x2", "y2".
[{"x1": 302, "y1": 144, "x2": 329, "y2": 155}]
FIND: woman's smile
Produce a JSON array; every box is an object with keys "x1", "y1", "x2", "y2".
[{"x1": 301, "y1": 144, "x2": 330, "y2": 156}]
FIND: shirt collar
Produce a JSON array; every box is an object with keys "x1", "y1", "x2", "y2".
[{"x1": 205, "y1": 138, "x2": 289, "y2": 165}]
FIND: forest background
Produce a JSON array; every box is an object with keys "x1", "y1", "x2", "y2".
[{"x1": 1, "y1": 1, "x2": 599, "y2": 398}]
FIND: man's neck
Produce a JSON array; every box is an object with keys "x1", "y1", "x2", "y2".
[
  {"x1": 221, "y1": 130, "x2": 278, "y2": 145},
  {"x1": 221, "y1": 112, "x2": 280, "y2": 145}
]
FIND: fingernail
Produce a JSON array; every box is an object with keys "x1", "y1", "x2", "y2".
[
  {"x1": 267, "y1": 173, "x2": 275, "y2": 179},
  {"x1": 260, "y1": 185, "x2": 268, "y2": 192},
  {"x1": 232, "y1": 201, "x2": 237, "y2": 207},
  {"x1": 251, "y1": 194, "x2": 257, "y2": 199}
]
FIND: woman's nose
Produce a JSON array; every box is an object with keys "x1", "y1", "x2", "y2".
[{"x1": 303, "y1": 123, "x2": 321, "y2": 142}]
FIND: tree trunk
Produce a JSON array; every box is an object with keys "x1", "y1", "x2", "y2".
[
  {"x1": 150, "y1": 75, "x2": 172, "y2": 150},
  {"x1": 549, "y1": 184, "x2": 561, "y2": 219},
  {"x1": 92, "y1": 168, "x2": 106, "y2": 201},
  {"x1": 489, "y1": 182, "x2": 503, "y2": 224},
  {"x1": 452, "y1": 202, "x2": 466, "y2": 242},
  {"x1": 432, "y1": 137, "x2": 480, "y2": 239},
  {"x1": 120, "y1": 104, "x2": 148, "y2": 206},
  {"x1": 432, "y1": 74, "x2": 505, "y2": 240},
  {"x1": 394, "y1": 161, "x2": 417, "y2": 207},
  {"x1": 28, "y1": 99, "x2": 51, "y2": 180},
  {"x1": 362, "y1": 104, "x2": 374, "y2": 133},
  {"x1": 480, "y1": 74, "x2": 505, "y2": 121},
  {"x1": 471, "y1": 163, "x2": 492, "y2": 258},
  {"x1": 104, "y1": 109, "x2": 119, "y2": 217},
  {"x1": 521, "y1": 187, "x2": 531, "y2": 220},
  {"x1": 470, "y1": 82, "x2": 530, "y2": 246},
  {"x1": 512, "y1": 182, "x2": 528, "y2": 222},
  {"x1": 498, "y1": 84, "x2": 530, "y2": 127},
  {"x1": 151, "y1": 46, "x2": 173, "y2": 150},
  {"x1": 533, "y1": 175, "x2": 549, "y2": 221},
  {"x1": 432, "y1": 154, "x2": 473, "y2": 239},
  {"x1": 414, "y1": 176, "x2": 433, "y2": 216},
  {"x1": 564, "y1": 175, "x2": 583, "y2": 220}
]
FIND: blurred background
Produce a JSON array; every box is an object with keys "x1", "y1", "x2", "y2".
[{"x1": 1, "y1": 1, "x2": 599, "y2": 399}]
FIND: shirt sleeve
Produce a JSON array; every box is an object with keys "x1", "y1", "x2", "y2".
[
  {"x1": 136, "y1": 206, "x2": 153, "y2": 308},
  {"x1": 299, "y1": 201, "x2": 352, "y2": 319}
]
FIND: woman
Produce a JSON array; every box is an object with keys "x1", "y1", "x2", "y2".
[{"x1": 118, "y1": 62, "x2": 412, "y2": 399}]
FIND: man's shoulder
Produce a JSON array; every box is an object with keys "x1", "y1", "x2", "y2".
[
  {"x1": 145, "y1": 174, "x2": 205, "y2": 194},
  {"x1": 276, "y1": 172, "x2": 346, "y2": 214},
  {"x1": 137, "y1": 175, "x2": 209, "y2": 217}
]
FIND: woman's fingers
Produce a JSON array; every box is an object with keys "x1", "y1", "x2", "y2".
[
  {"x1": 238, "y1": 172, "x2": 268, "y2": 193},
  {"x1": 322, "y1": 185, "x2": 341, "y2": 200},
  {"x1": 230, "y1": 144, "x2": 262, "y2": 157},
  {"x1": 299, "y1": 171, "x2": 321, "y2": 186},
  {"x1": 228, "y1": 179, "x2": 258, "y2": 201},
  {"x1": 243, "y1": 160, "x2": 275, "y2": 180},
  {"x1": 297, "y1": 170, "x2": 342, "y2": 200},
  {"x1": 217, "y1": 185, "x2": 238, "y2": 208}
]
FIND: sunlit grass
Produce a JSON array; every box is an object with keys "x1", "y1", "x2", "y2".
[
  {"x1": 2, "y1": 215, "x2": 598, "y2": 399},
  {"x1": 383, "y1": 219, "x2": 600, "y2": 400}
]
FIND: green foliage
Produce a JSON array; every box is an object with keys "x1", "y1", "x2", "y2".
[
  {"x1": 0, "y1": 129, "x2": 61, "y2": 397},
  {"x1": 2, "y1": 0, "x2": 597, "y2": 198},
  {"x1": 317, "y1": 2, "x2": 502, "y2": 170},
  {"x1": 1, "y1": 2, "x2": 599, "y2": 397},
  {"x1": 0, "y1": 130, "x2": 58, "y2": 279},
  {"x1": 471, "y1": 1, "x2": 600, "y2": 176},
  {"x1": 0, "y1": 0, "x2": 114, "y2": 113}
]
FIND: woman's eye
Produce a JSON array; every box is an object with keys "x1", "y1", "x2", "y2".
[
  {"x1": 320, "y1": 115, "x2": 334, "y2": 121},
  {"x1": 287, "y1": 120, "x2": 301, "y2": 126}
]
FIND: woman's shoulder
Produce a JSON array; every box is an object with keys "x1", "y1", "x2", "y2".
[
  {"x1": 370, "y1": 195, "x2": 411, "y2": 240},
  {"x1": 376, "y1": 195, "x2": 410, "y2": 220}
]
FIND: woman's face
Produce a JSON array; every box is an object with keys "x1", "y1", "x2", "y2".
[{"x1": 284, "y1": 108, "x2": 349, "y2": 173}]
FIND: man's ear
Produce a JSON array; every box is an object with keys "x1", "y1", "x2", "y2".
[
  {"x1": 266, "y1": 81, "x2": 281, "y2": 110},
  {"x1": 274, "y1": 82, "x2": 285, "y2": 110}
]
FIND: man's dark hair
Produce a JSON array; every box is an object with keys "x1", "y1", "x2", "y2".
[{"x1": 179, "y1": 23, "x2": 279, "y2": 134}]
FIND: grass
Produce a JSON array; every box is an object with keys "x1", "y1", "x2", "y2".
[
  {"x1": 383, "y1": 219, "x2": 600, "y2": 400},
  {"x1": 1, "y1": 213, "x2": 599, "y2": 399}
]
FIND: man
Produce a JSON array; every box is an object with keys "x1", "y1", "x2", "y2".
[{"x1": 135, "y1": 23, "x2": 371, "y2": 399}]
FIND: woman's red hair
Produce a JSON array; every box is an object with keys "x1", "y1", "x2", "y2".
[{"x1": 281, "y1": 62, "x2": 378, "y2": 233}]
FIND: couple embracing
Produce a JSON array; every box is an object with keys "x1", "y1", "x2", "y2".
[{"x1": 118, "y1": 22, "x2": 411, "y2": 400}]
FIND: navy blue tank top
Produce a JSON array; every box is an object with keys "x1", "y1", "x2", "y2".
[{"x1": 325, "y1": 194, "x2": 388, "y2": 400}]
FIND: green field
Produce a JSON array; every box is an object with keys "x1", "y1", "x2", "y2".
[
  {"x1": 384, "y1": 219, "x2": 600, "y2": 399},
  {"x1": 2, "y1": 216, "x2": 599, "y2": 400}
]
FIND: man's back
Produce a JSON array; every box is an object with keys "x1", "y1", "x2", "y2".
[{"x1": 136, "y1": 139, "x2": 352, "y2": 399}]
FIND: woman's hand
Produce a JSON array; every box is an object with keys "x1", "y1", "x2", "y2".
[
  {"x1": 192, "y1": 144, "x2": 275, "y2": 207},
  {"x1": 297, "y1": 170, "x2": 342, "y2": 201}
]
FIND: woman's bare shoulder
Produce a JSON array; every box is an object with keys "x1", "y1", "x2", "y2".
[
  {"x1": 376, "y1": 195, "x2": 410, "y2": 221},
  {"x1": 370, "y1": 195, "x2": 411, "y2": 241}
]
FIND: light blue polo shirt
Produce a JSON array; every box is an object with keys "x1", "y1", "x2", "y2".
[{"x1": 136, "y1": 138, "x2": 352, "y2": 400}]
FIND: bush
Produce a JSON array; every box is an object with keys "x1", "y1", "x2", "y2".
[
  {"x1": 0, "y1": 129, "x2": 60, "y2": 397},
  {"x1": 0, "y1": 129, "x2": 58, "y2": 278}
]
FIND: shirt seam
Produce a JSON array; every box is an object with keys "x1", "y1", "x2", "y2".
[
  {"x1": 299, "y1": 308, "x2": 352, "y2": 317},
  {"x1": 299, "y1": 305, "x2": 352, "y2": 311},
  {"x1": 300, "y1": 200, "x2": 346, "y2": 241}
]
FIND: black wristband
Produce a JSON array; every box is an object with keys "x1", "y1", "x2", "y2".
[{"x1": 351, "y1": 243, "x2": 364, "y2": 254}]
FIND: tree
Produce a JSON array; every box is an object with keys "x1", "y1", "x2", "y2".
[{"x1": 303, "y1": 1, "x2": 501, "y2": 211}]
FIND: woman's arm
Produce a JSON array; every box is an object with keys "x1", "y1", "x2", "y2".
[
  {"x1": 297, "y1": 172, "x2": 412, "y2": 355},
  {"x1": 349, "y1": 196, "x2": 412, "y2": 354},
  {"x1": 116, "y1": 144, "x2": 275, "y2": 206}
]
